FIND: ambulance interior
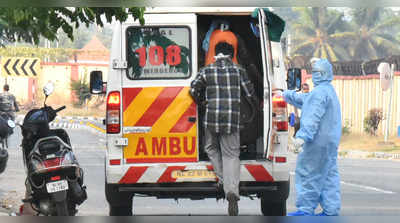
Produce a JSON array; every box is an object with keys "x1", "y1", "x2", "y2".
[{"x1": 197, "y1": 15, "x2": 265, "y2": 161}]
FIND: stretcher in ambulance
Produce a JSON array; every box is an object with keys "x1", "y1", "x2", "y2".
[{"x1": 90, "y1": 7, "x2": 301, "y2": 216}]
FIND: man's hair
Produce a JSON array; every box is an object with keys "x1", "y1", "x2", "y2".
[
  {"x1": 3, "y1": 84, "x2": 9, "y2": 91},
  {"x1": 215, "y1": 42, "x2": 234, "y2": 58}
]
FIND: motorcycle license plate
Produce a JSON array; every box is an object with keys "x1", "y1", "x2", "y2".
[{"x1": 46, "y1": 180, "x2": 68, "y2": 193}]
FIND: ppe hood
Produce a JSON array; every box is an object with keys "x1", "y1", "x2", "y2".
[{"x1": 311, "y1": 58, "x2": 333, "y2": 86}]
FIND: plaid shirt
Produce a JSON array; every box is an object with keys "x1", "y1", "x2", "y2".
[{"x1": 190, "y1": 56, "x2": 255, "y2": 134}]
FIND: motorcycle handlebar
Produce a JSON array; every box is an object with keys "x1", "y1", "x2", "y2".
[{"x1": 54, "y1": 106, "x2": 66, "y2": 113}]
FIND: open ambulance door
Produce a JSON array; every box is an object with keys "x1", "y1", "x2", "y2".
[{"x1": 258, "y1": 9, "x2": 274, "y2": 159}]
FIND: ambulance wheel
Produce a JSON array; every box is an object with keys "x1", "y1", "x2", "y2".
[
  {"x1": 109, "y1": 205, "x2": 133, "y2": 216},
  {"x1": 105, "y1": 183, "x2": 134, "y2": 216},
  {"x1": 260, "y1": 199, "x2": 286, "y2": 216}
]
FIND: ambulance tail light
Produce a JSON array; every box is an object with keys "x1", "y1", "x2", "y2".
[
  {"x1": 107, "y1": 91, "x2": 121, "y2": 134},
  {"x1": 272, "y1": 94, "x2": 288, "y2": 131},
  {"x1": 109, "y1": 159, "x2": 121, "y2": 165}
]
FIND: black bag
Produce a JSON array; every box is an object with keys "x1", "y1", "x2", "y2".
[{"x1": 0, "y1": 148, "x2": 8, "y2": 174}]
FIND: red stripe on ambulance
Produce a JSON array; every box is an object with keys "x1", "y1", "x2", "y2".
[
  {"x1": 118, "y1": 166, "x2": 148, "y2": 184},
  {"x1": 245, "y1": 164, "x2": 274, "y2": 182},
  {"x1": 169, "y1": 101, "x2": 196, "y2": 133},
  {"x1": 122, "y1": 88, "x2": 143, "y2": 112},
  {"x1": 134, "y1": 87, "x2": 183, "y2": 126}
]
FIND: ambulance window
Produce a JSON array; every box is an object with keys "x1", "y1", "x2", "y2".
[{"x1": 126, "y1": 26, "x2": 191, "y2": 80}]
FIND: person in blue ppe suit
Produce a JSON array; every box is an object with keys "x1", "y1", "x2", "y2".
[{"x1": 284, "y1": 58, "x2": 342, "y2": 216}]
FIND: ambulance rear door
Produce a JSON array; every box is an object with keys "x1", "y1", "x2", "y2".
[
  {"x1": 258, "y1": 9, "x2": 274, "y2": 158},
  {"x1": 120, "y1": 14, "x2": 198, "y2": 164}
]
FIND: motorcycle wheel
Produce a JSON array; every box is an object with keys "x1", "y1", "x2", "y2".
[
  {"x1": 0, "y1": 148, "x2": 8, "y2": 174},
  {"x1": 55, "y1": 201, "x2": 69, "y2": 216}
]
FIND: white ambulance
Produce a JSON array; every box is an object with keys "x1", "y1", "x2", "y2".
[{"x1": 90, "y1": 7, "x2": 301, "y2": 216}]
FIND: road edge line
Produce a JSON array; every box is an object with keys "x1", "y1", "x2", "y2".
[{"x1": 86, "y1": 122, "x2": 106, "y2": 133}]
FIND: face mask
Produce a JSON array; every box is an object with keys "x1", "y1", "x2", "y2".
[{"x1": 312, "y1": 71, "x2": 322, "y2": 84}]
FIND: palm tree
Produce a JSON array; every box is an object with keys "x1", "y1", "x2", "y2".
[
  {"x1": 271, "y1": 7, "x2": 299, "y2": 32},
  {"x1": 347, "y1": 8, "x2": 400, "y2": 60},
  {"x1": 290, "y1": 7, "x2": 353, "y2": 61}
]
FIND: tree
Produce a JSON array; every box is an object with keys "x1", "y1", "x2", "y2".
[
  {"x1": 271, "y1": 7, "x2": 300, "y2": 32},
  {"x1": 364, "y1": 108, "x2": 383, "y2": 136},
  {"x1": 55, "y1": 23, "x2": 114, "y2": 49},
  {"x1": 347, "y1": 8, "x2": 400, "y2": 60},
  {"x1": 0, "y1": 7, "x2": 145, "y2": 46},
  {"x1": 290, "y1": 7, "x2": 353, "y2": 61},
  {"x1": 71, "y1": 72, "x2": 91, "y2": 107}
]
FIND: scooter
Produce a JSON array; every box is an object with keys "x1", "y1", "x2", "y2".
[
  {"x1": 19, "y1": 83, "x2": 87, "y2": 216},
  {"x1": 0, "y1": 112, "x2": 15, "y2": 174}
]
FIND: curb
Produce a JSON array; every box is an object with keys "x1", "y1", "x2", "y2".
[
  {"x1": 16, "y1": 115, "x2": 106, "y2": 135},
  {"x1": 17, "y1": 114, "x2": 103, "y2": 121},
  {"x1": 373, "y1": 152, "x2": 400, "y2": 159},
  {"x1": 16, "y1": 115, "x2": 104, "y2": 123},
  {"x1": 0, "y1": 208, "x2": 11, "y2": 216},
  {"x1": 339, "y1": 150, "x2": 400, "y2": 160}
]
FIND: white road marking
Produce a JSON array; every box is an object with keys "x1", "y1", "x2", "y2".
[
  {"x1": 340, "y1": 181, "x2": 395, "y2": 194},
  {"x1": 290, "y1": 171, "x2": 396, "y2": 194}
]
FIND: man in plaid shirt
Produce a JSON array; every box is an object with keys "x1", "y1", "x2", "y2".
[{"x1": 190, "y1": 42, "x2": 256, "y2": 216}]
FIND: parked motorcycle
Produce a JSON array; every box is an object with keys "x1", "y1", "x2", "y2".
[
  {"x1": 19, "y1": 83, "x2": 87, "y2": 216},
  {"x1": 0, "y1": 112, "x2": 15, "y2": 174}
]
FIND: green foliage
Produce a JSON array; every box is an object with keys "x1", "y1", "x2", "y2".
[
  {"x1": 284, "y1": 7, "x2": 400, "y2": 61},
  {"x1": 271, "y1": 7, "x2": 300, "y2": 39},
  {"x1": 346, "y1": 8, "x2": 400, "y2": 60},
  {"x1": 0, "y1": 7, "x2": 145, "y2": 46},
  {"x1": 70, "y1": 72, "x2": 91, "y2": 107},
  {"x1": 342, "y1": 119, "x2": 352, "y2": 136},
  {"x1": 364, "y1": 108, "x2": 384, "y2": 136},
  {"x1": 290, "y1": 7, "x2": 352, "y2": 61},
  {"x1": 54, "y1": 23, "x2": 114, "y2": 49}
]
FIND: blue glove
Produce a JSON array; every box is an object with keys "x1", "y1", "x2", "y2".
[{"x1": 289, "y1": 112, "x2": 296, "y2": 127}]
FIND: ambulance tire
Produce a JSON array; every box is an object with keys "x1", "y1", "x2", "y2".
[
  {"x1": 109, "y1": 205, "x2": 133, "y2": 216},
  {"x1": 105, "y1": 183, "x2": 134, "y2": 216},
  {"x1": 260, "y1": 180, "x2": 289, "y2": 216},
  {"x1": 260, "y1": 199, "x2": 286, "y2": 216}
]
